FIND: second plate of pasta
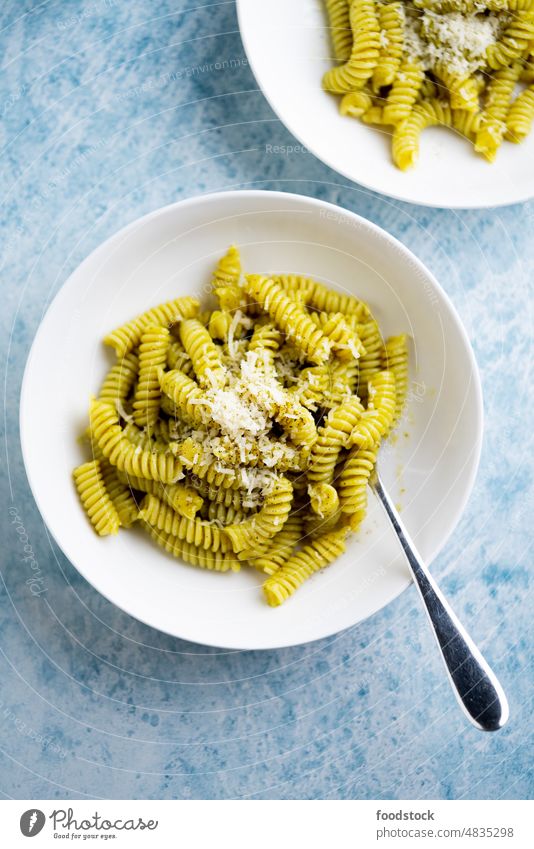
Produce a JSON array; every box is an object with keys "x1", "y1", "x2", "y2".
[
  {"x1": 237, "y1": 0, "x2": 534, "y2": 208},
  {"x1": 21, "y1": 190, "x2": 482, "y2": 649}
]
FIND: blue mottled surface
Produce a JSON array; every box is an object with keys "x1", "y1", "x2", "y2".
[{"x1": 1, "y1": 0, "x2": 532, "y2": 801}]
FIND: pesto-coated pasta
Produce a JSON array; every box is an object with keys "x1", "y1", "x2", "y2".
[
  {"x1": 179, "y1": 318, "x2": 226, "y2": 388},
  {"x1": 159, "y1": 368, "x2": 207, "y2": 426},
  {"x1": 322, "y1": 0, "x2": 534, "y2": 168},
  {"x1": 89, "y1": 399, "x2": 183, "y2": 483},
  {"x1": 100, "y1": 459, "x2": 139, "y2": 528},
  {"x1": 224, "y1": 477, "x2": 294, "y2": 559},
  {"x1": 322, "y1": 0, "x2": 381, "y2": 93},
  {"x1": 115, "y1": 471, "x2": 203, "y2": 519},
  {"x1": 338, "y1": 446, "x2": 378, "y2": 530},
  {"x1": 75, "y1": 246, "x2": 409, "y2": 605},
  {"x1": 244, "y1": 275, "x2": 331, "y2": 364},
  {"x1": 381, "y1": 334, "x2": 409, "y2": 424},
  {"x1": 475, "y1": 62, "x2": 522, "y2": 161},
  {"x1": 392, "y1": 99, "x2": 452, "y2": 171},
  {"x1": 139, "y1": 494, "x2": 230, "y2": 552},
  {"x1": 249, "y1": 515, "x2": 304, "y2": 575},
  {"x1": 349, "y1": 370, "x2": 397, "y2": 447},
  {"x1": 505, "y1": 84, "x2": 534, "y2": 142},
  {"x1": 98, "y1": 352, "x2": 138, "y2": 408},
  {"x1": 325, "y1": 0, "x2": 353, "y2": 63},
  {"x1": 263, "y1": 527, "x2": 349, "y2": 606},
  {"x1": 372, "y1": 2, "x2": 405, "y2": 90},
  {"x1": 73, "y1": 460, "x2": 120, "y2": 536},
  {"x1": 104, "y1": 296, "x2": 199, "y2": 358},
  {"x1": 132, "y1": 325, "x2": 170, "y2": 428},
  {"x1": 143, "y1": 522, "x2": 238, "y2": 572},
  {"x1": 308, "y1": 397, "x2": 365, "y2": 485}
]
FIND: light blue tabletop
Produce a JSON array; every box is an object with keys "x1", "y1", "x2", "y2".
[{"x1": 1, "y1": 0, "x2": 532, "y2": 801}]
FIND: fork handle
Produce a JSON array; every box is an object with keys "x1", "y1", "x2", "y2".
[{"x1": 372, "y1": 474, "x2": 509, "y2": 732}]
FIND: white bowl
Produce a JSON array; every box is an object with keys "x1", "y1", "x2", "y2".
[
  {"x1": 237, "y1": 0, "x2": 534, "y2": 209},
  {"x1": 20, "y1": 190, "x2": 482, "y2": 649}
]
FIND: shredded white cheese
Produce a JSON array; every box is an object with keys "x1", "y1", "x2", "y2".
[
  {"x1": 404, "y1": 8, "x2": 502, "y2": 77},
  {"x1": 178, "y1": 347, "x2": 298, "y2": 501}
]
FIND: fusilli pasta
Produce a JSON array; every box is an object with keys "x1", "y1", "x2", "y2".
[
  {"x1": 322, "y1": 0, "x2": 534, "y2": 167},
  {"x1": 75, "y1": 247, "x2": 410, "y2": 606}
]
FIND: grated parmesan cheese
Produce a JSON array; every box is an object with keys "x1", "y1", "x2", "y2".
[
  {"x1": 208, "y1": 387, "x2": 266, "y2": 438},
  {"x1": 177, "y1": 346, "x2": 298, "y2": 502},
  {"x1": 404, "y1": 7, "x2": 502, "y2": 77}
]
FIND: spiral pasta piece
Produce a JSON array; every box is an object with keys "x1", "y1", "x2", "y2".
[
  {"x1": 309, "y1": 283, "x2": 371, "y2": 319},
  {"x1": 361, "y1": 105, "x2": 386, "y2": 125},
  {"x1": 393, "y1": 100, "x2": 452, "y2": 171},
  {"x1": 142, "y1": 522, "x2": 237, "y2": 572},
  {"x1": 309, "y1": 397, "x2": 365, "y2": 484},
  {"x1": 208, "y1": 310, "x2": 232, "y2": 341},
  {"x1": 249, "y1": 515, "x2": 304, "y2": 575},
  {"x1": 505, "y1": 85, "x2": 534, "y2": 141},
  {"x1": 100, "y1": 460, "x2": 139, "y2": 528},
  {"x1": 338, "y1": 446, "x2": 378, "y2": 530},
  {"x1": 179, "y1": 319, "x2": 226, "y2": 388},
  {"x1": 323, "y1": 358, "x2": 359, "y2": 408},
  {"x1": 325, "y1": 0, "x2": 353, "y2": 63},
  {"x1": 340, "y1": 89, "x2": 373, "y2": 118},
  {"x1": 98, "y1": 352, "x2": 138, "y2": 408},
  {"x1": 205, "y1": 501, "x2": 249, "y2": 525},
  {"x1": 434, "y1": 66, "x2": 479, "y2": 112},
  {"x1": 383, "y1": 62, "x2": 426, "y2": 125},
  {"x1": 212, "y1": 246, "x2": 259, "y2": 315},
  {"x1": 308, "y1": 482, "x2": 340, "y2": 518},
  {"x1": 159, "y1": 368, "x2": 207, "y2": 426},
  {"x1": 178, "y1": 437, "x2": 239, "y2": 489},
  {"x1": 167, "y1": 339, "x2": 194, "y2": 375},
  {"x1": 248, "y1": 322, "x2": 283, "y2": 369},
  {"x1": 90, "y1": 399, "x2": 183, "y2": 483},
  {"x1": 475, "y1": 62, "x2": 522, "y2": 160},
  {"x1": 132, "y1": 325, "x2": 170, "y2": 428},
  {"x1": 381, "y1": 334, "x2": 409, "y2": 423},
  {"x1": 73, "y1": 460, "x2": 120, "y2": 536},
  {"x1": 276, "y1": 399, "x2": 318, "y2": 450},
  {"x1": 263, "y1": 527, "x2": 349, "y2": 606},
  {"x1": 349, "y1": 370, "x2": 396, "y2": 447},
  {"x1": 486, "y1": 13, "x2": 534, "y2": 70},
  {"x1": 224, "y1": 477, "x2": 294, "y2": 557},
  {"x1": 274, "y1": 275, "x2": 317, "y2": 305},
  {"x1": 288, "y1": 364, "x2": 329, "y2": 411},
  {"x1": 309, "y1": 311, "x2": 366, "y2": 360},
  {"x1": 244, "y1": 275, "x2": 331, "y2": 364},
  {"x1": 372, "y1": 2, "x2": 405, "y2": 90},
  {"x1": 357, "y1": 320, "x2": 383, "y2": 400},
  {"x1": 104, "y1": 296, "x2": 199, "y2": 358},
  {"x1": 322, "y1": 0, "x2": 381, "y2": 93},
  {"x1": 116, "y1": 471, "x2": 203, "y2": 519},
  {"x1": 452, "y1": 108, "x2": 482, "y2": 139},
  {"x1": 140, "y1": 494, "x2": 229, "y2": 552},
  {"x1": 212, "y1": 244, "x2": 241, "y2": 288}
]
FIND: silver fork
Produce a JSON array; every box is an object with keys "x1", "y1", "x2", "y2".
[{"x1": 371, "y1": 470, "x2": 509, "y2": 732}]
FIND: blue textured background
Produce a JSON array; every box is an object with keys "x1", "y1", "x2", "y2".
[{"x1": 1, "y1": 0, "x2": 532, "y2": 800}]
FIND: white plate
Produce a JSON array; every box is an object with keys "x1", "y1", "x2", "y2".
[
  {"x1": 237, "y1": 0, "x2": 534, "y2": 208},
  {"x1": 20, "y1": 191, "x2": 482, "y2": 649}
]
